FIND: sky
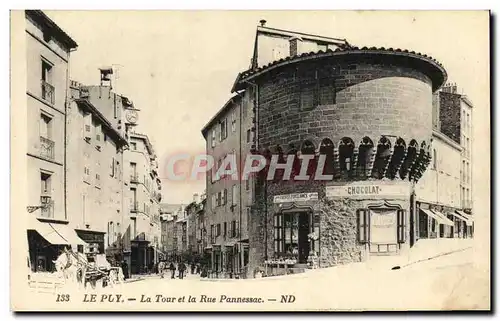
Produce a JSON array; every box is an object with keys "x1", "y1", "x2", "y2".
[{"x1": 44, "y1": 10, "x2": 490, "y2": 204}]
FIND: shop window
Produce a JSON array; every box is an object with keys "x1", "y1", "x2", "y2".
[
  {"x1": 357, "y1": 209, "x2": 369, "y2": 244},
  {"x1": 273, "y1": 214, "x2": 284, "y2": 254},
  {"x1": 397, "y1": 210, "x2": 406, "y2": 243}
]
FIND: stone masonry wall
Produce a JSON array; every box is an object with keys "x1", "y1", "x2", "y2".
[
  {"x1": 256, "y1": 55, "x2": 434, "y2": 149},
  {"x1": 438, "y1": 91, "x2": 461, "y2": 144},
  {"x1": 318, "y1": 198, "x2": 366, "y2": 267}
]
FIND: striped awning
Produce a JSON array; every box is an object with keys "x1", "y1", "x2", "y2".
[
  {"x1": 455, "y1": 210, "x2": 474, "y2": 226},
  {"x1": 430, "y1": 210, "x2": 455, "y2": 226},
  {"x1": 420, "y1": 209, "x2": 453, "y2": 226}
]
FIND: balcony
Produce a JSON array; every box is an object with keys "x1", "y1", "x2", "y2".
[
  {"x1": 39, "y1": 136, "x2": 54, "y2": 160},
  {"x1": 130, "y1": 174, "x2": 140, "y2": 183},
  {"x1": 130, "y1": 202, "x2": 139, "y2": 213},
  {"x1": 41, "y1": 80, "x2": 55, "y2": 105},
  {"x1": 40, "y1": 196, "x2": 54, "y2": 218}
]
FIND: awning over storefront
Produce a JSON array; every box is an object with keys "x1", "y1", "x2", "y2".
[
  {"x1": 420, "y1": 209, "x2": 453, "y2": 226},
  {"x1": 455, "y1": 210, "x2": 474, "y2": 226},
  {"x1": 28, "y1": 216, "x2": 87, "y2": 245},
  {"x1": 430, "y1": 210, "x2": 454, "y2": 226}
]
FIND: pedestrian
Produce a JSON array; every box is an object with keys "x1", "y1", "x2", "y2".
[
  {"x1": 178, "y1": 261, "x2": 186, "y2": 279},
  {"x1": 121, "y1": 261, "x2": 129, "y2": 280},
  {"x1": 169, "y1": 262, "x2": 176, "y2": 279},
  {"x1": 158, "y1": 261, "x2": 165, "y2": 278},
  {"x1": 190, "y1": 262, "x2": 195, "y2": 275}
]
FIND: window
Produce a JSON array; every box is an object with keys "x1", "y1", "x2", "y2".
[
  {"x1": 95, "y1": 173, "x2": 101, "y2": 187},
  {"x1": 432, "y1": 149, "x2": 437, "y2": 170},
  {"x1": 210, "y1": 225, "x2": 214, "y2": 243},
  {"x1": 130, "y1": 142, "x2": 137, "y2": 150},
  {"x1": 41, "y1": 59, "x2": 54, "y2": 104},
  {"x1": 247, "y1": 129, "x2": 252, "y2": 143},
  {"x1": 223, "y1": 222, "x2": 227, "y2": 236},
  {"x1": 397, "y1": 210, "x2": 406, "y2": 243},
  {"x1": 216, "y1": 192, "x2": 221, "y2": 207},
  {"x1": 357, "y1": 209, "x2": 369, "y2": 243},
  {"x1": 216, "y1": 224, "x2": 221, "y2": 236},
  {"x1": 219, "y1": 119, "x2": 228, "y2": 141},
  {"x1": 108, "y1": 222, "x2": 114, "y2": 246},
  {"x1": 40, "y1": 172, "x2": 51, "y2": 195},
  {"x1": 231, "y1": 185, "x2": 238, "y2": 206},
  {"x1": 245, "y1": 178, "x2": 250, "y2": 191},
  {"x1": 222, "y1": 189, "x2": 227, "y2": 205},
  {"x1": 231, "y1": 113, "x2": 237, "y2": 133},
  {"x1": 41, "y1": 59, "x2": 52, "y2": 84},
  {"x1": 273, "y1": 214, "x2": 284, "y2": 254},
  {"x1": 300, "y1": 78, "x2": 317, "y2": 111},
  {"x1": 211, "y1": 130, "x2": 216, "y2": 148},
  {"x1": 84, "y1": 166, "x2": 90, "y2": 182},
  {"x1": 95, "y1": 124, "x2": 102, "y2": 149},
  {"x1": 40, "y1": 113, "x2": 52, "y2": 139}
]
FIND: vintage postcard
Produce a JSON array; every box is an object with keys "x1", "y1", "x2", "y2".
[{"x1": 10, "y1": 10, "x2": 490, "y2": 311}]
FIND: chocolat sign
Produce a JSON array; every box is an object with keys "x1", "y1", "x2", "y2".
[{"x1": 326, "y1": 183, "x2": 410, "y2": 199}]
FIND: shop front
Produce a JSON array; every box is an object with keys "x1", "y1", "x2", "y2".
[
  {"x1": 325, "y1": 181, "x2": 414, "y2": 258},
  {"x1": 28, "y1": 216, "x2": 87, "y2": 272}
]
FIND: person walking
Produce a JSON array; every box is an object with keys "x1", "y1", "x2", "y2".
[
  {"x1": 178, "y1": 261, "x2": 186, "y2": 280},
  {"x1": 169, "y1": 262, "x2": 176, "y2": 279}
]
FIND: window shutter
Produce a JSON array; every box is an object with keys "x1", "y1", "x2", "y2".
[
  {"x1": 397, "y1": 210, "x2": 406, "y2": 243},
  {"x1": 357, "y1": 209, "x2": 370, "y2": 244}
]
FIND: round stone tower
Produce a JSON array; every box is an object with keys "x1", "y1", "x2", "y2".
[{"x1": 235, "y1": 47, "x2": 447, "y2": 275}]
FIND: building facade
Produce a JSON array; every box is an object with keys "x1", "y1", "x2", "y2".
[
  {"x1": 201, "y1": 23, "x2": 460, "y2": 278},
  {"x1": 201, "y1": 90, "x2": 256, "y2": 277},
  {"x1": 415, "y1": 85, "x2": 474, "y2": 239},
  {"x1": 67, "y1": 80, "x2": 129, "y2": 260},
  {"x1": 25, "y1": 10, "x2": 80, "y2": 272},
  {"x1": 125, "y1": 132, "x2": 162, "y2": 274}
]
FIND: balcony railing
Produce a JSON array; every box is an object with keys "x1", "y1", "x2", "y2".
[
  {"x1": 39, "y1": 136, "x2": 55, "y2": 160},
  {"x1": 41, "y1": 80, "x2": 55, "y2": 105},
  {"x1": 40, "y1": 197, "x2": 54, "y2": 218},
  {"x1": 130, "y1": 202, "x2": 139, "y2": 213},
  {"x1": 130, "y1": 174, "x2": 139, "y2": 183}
]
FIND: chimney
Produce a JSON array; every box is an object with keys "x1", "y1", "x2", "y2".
[
  {"x1": 193, "y1": 193, "x2": 200, "y2": 204},
  {"x1": 259, "y1": 19, "x2": 267, "y2": 27},
  {"x1": 99, "y1": 67, "x2": 113, "y2": 88}
]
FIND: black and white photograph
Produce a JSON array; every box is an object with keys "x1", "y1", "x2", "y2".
[{"x1": 9, "y1": 9, "x2": 490, "y2": 311}]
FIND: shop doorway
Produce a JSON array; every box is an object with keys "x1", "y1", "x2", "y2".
[
  {"x1": 298, "y1": 212, "x2": 310, "y2": 263},
  {"x1": 274, "y1": 210, "x2": 313, "y2": 264}
]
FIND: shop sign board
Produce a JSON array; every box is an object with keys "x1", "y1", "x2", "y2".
[
  {"x1": 273, "y1": 192, "x2": 319, "y2": 204},
  {"x1": 326, "y1": 182, "x2": 410, "y2": 199}
]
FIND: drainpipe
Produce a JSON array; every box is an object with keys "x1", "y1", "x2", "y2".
[
  {"x1": 64, "y1": 48, "x2": 77, "y2": 221},
  {"x1": 242, "y1": 79, "x2": 265, "y2": 261}
]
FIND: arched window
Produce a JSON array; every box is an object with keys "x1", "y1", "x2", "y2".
[
  {"x1": 372, "y1": 136, "x2": 391, "y2": 179},
  {"x1": 357, "y1": 137, "x2": 374, "y2": 179},
  {"x1": 300, "y1": 140, "x2": 317, "y2": 180},
  {"x1": 339, "y1": 137, "x2": 355, "y2": 179},
  {"x1": 386, "y1": 138, "x2": 406, "y2": 179},
  {"x1": 319, "y1": 138, "x2": 335, "y2": 178}
]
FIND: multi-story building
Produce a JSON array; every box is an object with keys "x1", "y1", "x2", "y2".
[
  {"x1": 416, "y1": 84, "x2": 474, "y2": 238},
  {"x1": 202, "y1": 22, "x2": 457, "y2": 278},
  {"x1": 125, "y1": 132, "x2": 162, "y2": 274},
  {"x1": 66, "y1": 80, "x2": 129, "y2": 260},
  {"x1": 25, "y1": 10, "x2": 80, "y2": 272},
  {"x1": 201, "y1": 91, "x2": 256, "y2": 277},
  {"x1": 159, "y1": 204, "x2": 186, "y2": 260}
]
